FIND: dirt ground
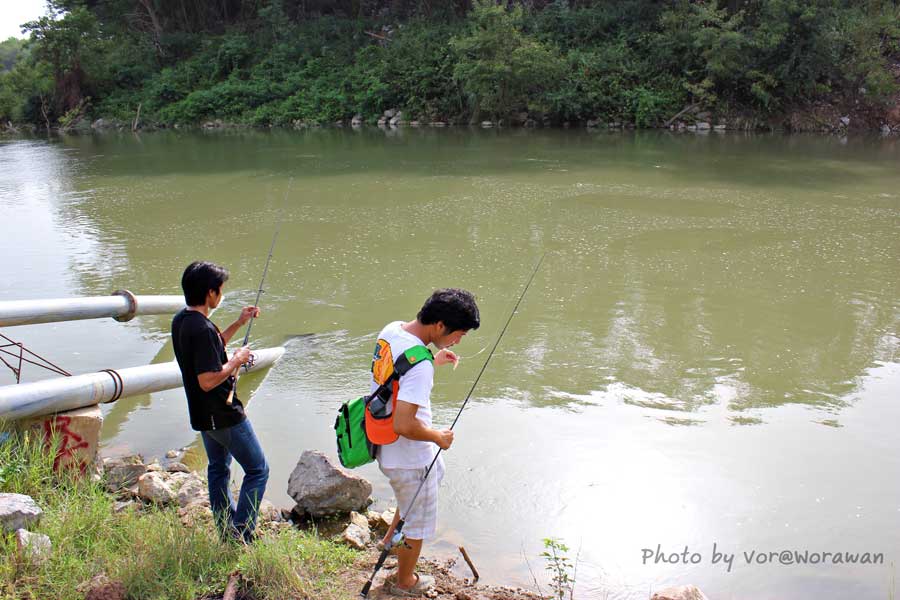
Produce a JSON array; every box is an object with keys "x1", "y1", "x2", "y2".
[{"x1": 345, "y1": 551, "x2": 546, "y2": 600}]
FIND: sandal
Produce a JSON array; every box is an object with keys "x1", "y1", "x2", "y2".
[{"x1": 386, "y1": 573, "x2": 435, "y2": 597}]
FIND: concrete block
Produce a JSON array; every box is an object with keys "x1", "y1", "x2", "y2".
[{"x1": 24, "y1": 404, "x2": 103, "y2": 472}]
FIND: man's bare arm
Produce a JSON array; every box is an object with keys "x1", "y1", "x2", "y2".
[
  {"x1": 392, "y1": 400, "x2": 454, "y2": 449},
  {"x1": 197, "y1": 346, "x2": 250, "y2": 392}
]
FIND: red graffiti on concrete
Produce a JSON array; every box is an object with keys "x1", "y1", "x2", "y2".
[{"x1": 42, "y1": 416, "x2": 90, "y2": 472}]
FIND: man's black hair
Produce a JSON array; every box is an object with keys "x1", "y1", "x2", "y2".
[
  {"x1": 417, "y1": 288, "x2": 480, "y2": 332},
  {"x1": 181, "y1": 261, "x2": 229, "y2": 306}
]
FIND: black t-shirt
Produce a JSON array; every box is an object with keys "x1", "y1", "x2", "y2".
[{"x1": 171, "y1": 308, "x2": 246, "y2": 431}]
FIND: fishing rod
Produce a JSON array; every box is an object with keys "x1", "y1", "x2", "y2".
[
  {"x1": 360, "y1": 252, "x2": 546, "y2": 598},
  {"x1": 225, "y1": 179, "x2": 291, "y2": 405},
  {"x1": 224, "y1": 226, "x2": 279, "y2": 406}
]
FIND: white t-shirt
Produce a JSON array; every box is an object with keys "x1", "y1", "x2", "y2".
[{"x1": 371, "y1": 321, "x2": 437, "y2": 469}]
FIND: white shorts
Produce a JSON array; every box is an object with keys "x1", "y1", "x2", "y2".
[{"x1": 379, "y1": 457, "x2": 445, "y2": 540}]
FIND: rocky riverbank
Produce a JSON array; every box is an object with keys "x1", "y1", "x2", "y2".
[
  {"x1": 0, "y1": 394, "x2": 716, "y2": 600},
  {"x1": 3, "y1": 93, "x2": 900, "y2": 137},
  {"x1": 2, "y1": 426, "x2": 716, "y2": 600}
]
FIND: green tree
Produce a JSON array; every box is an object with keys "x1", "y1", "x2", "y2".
[
  {"x1": 0, "y1": 60, "x2": 54, "y2": 125},
  {"x1": 451, "y1": 0, "x2": 564, "y2": 121},
  {"x1": 379, "y1": 21, "x2": 465, "y2": 120},
  {"x1": 0, "y1": 38, "x2": 27, "y2": 72},
  {"x1": 838, "y1": 1, "x2": 900, "y2": 102},
  {"x1": 654, "y1": 0, "x2": 751, "y2": 109},
  {"x1": 23, "y1": 4, "x2": 108, "y2": 117}
]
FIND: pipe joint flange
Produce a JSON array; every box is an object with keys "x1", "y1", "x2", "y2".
[{"x1": 112, "y1": 289, "x2": 138, "y2": 322}]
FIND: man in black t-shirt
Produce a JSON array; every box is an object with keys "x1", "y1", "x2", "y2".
[{"x1": 172, "y1": 260, "x2": 269, "y2": 544}]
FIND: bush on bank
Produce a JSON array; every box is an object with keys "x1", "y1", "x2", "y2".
[{"x1": 0, "y1": 0, "x2": 898, "y2": 129}]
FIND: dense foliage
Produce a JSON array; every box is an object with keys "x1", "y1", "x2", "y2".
[
  {"x1": 0, "y1": 38, "x2": 26, "y2": 72},
  {"x1": 1, "y1": 0, "x2": 898, "y2": 128}
]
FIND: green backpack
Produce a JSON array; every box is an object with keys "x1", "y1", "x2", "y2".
[
  {"x1": 334, "y1": 343, "x2": 433, "y2": 469},
  {"x1": 334, "y1": 395, "x2": 373, "y2": 469}
]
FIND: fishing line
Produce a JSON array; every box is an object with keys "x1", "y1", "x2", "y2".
[{"x1": 453, "y1": 345, "x2": 487, "y2": 364}]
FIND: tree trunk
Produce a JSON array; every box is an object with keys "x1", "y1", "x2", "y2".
[
  {"x1": 39, "y1": 94, "x2": 51, "y2": 131},
  {"x1": 137, "y1": 0, "x2": 165, "y2": 56},
  {"x1": 132, "y1": 103, "x2": 142, "y2": 131},
  {"x1": 179, "y1": 0, "x2": 191, "y2": 32}
]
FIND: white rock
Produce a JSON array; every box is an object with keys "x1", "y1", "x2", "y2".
[
  {"x1": 340, "y1": 523, "x2": 370, "y2": 550},
  {"x1": 840, "y1": 116, "x2": 851, "y2": 126},
  {"x1": 102, "y1": 456, "x2": 146, "y2": 491},
  {"x1": 0, "y1": 493, "x2": 42, "y2": 533},
  {"x1": 15, "y1": 528, "x2": 51, "y2": 563},
  {"x1": 389, "y1": 112, "x2": 404, "y2": 127},
  {"x1": 366, "y1": 510, "x2": 382, "y2": 529},
  {"x1": 166, "y1": 471, "x2": 190, "y2": 486},
  {"x1": 259, "y1": 499, "x2": 282, "y2": 522},
  {"x1": 137, "y1": 472, "x2": 176, "y2": 504},
  {"x1": 349, "y1": 510, "x2": 369, "y2": 531},
  {"x1": 379, "y1": 507, "x2": 396, "y2": 530},
  {"x1": 173, "y1": 473, "x2": 207, "y2": 508},
  {"x1": 166, "y1": 462, "x2": 190, "y2": 473},
  {"x1": 178, "y1": 502, "x2": 212, "y2": 527},
  {"x1": 165, "y1": 450, "x2": 179, "y2": 459},
  {"x1": 651, "y1": 585, "x2": 710, "y2": 600}
]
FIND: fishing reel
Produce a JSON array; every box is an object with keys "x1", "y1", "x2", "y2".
[
  {"x1": 242, "y1": 352, "x2": 257, "y2": 372},
  {"x1": 388, "y1": 529, "x2": 410, "y2": 551}
]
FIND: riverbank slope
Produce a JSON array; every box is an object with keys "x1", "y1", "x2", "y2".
[{"x1": 0, "y1": 429, "x2": 545, "y2": 600}]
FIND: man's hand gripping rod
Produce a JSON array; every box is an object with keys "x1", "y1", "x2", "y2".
[{"x1": 360, "y1": 253, "x2": 546, "y2": 597}]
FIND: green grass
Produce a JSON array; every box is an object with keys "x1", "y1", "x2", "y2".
[
  {"x1": 237, "y1": 529, "x2": 356, "y2": 600},
  {"x1": 0, "y1": 427, "x2": 356, "y2": 600}
]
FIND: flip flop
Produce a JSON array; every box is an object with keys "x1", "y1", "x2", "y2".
[{"x1": 385, "y1": 573, "x2": 435, "y2": 597}]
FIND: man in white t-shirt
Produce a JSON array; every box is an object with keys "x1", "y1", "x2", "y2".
[{"x1": 372, "y1": 288, "x2": 480, "y2": 596}]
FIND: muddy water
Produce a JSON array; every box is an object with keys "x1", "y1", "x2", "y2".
[{"x1": 1, "y1": 128, "x2": 898, "y2": 599}]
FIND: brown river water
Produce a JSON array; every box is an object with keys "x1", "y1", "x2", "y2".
[{"x1": 1, "y1": 128, "x2": 898, "y2": 599}]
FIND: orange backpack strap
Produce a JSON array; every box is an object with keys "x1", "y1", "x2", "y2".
[{"x1": 365, "y1": 345, "x2": 433, "y2": 446}]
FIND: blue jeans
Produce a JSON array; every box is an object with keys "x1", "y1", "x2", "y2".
[{"x1": 200, "y1": 419, "x2": 269, "y2": 543}]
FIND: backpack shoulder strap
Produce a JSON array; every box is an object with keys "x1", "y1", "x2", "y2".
[{"x1": 392, "y1": 345, "x2": 433, "y2": 378}]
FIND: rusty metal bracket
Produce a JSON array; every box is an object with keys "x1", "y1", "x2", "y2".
[
  {"x1": 112, "y1": 289, "x2": 138, "y2": 322},
  {"x1": 100, "y1": 368, "x2": 124, "y2": 403},
  {"x1": 0, "y1": 332, "x2": 71, "y2": 383}
]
